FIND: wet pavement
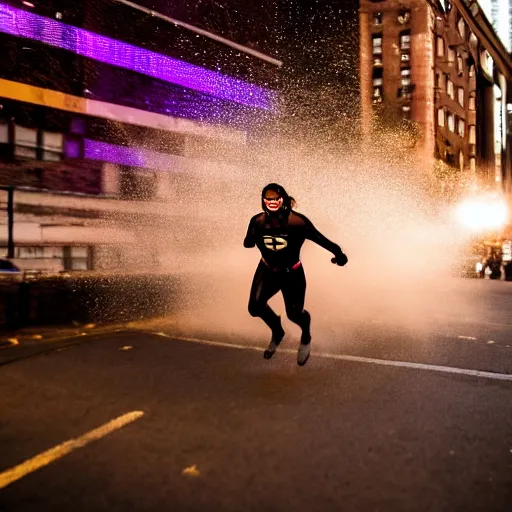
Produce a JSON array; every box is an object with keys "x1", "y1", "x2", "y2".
[{"x1": 1, "y1": 281, "x2": 512, "y2": 511}]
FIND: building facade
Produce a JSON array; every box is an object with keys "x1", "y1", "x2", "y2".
[
  {"x1": 359, "y1": 0, "x2": 512, "y2": 197},
  {"x1": 0, "y1": 0, "x2": 280, "y2": 271}
]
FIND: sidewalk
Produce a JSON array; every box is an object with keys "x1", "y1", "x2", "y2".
[
  {"x1": 0, "y1": 322, "x2": 133, "y2": 365},
  {"x1": 0, "y1": 316, "x2": 179, "y2": 365},
  {"x1": 0, "y1": 322, "x2": 122, "y2": 347}
]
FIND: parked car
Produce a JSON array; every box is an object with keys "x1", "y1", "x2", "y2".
[{"x1": 0, "y1": 259, "x2": 23, "y2": 281}]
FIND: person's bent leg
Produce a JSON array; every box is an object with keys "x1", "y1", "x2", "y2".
[
  {"x1": 248, "y1": 263, "x2": 284, "y2": 358},
  {"x1": 282, "y1": 267, "x2": 311, "y2": 366}
]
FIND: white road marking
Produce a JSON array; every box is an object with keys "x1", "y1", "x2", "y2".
[
  {"x1": 458, "y1": 336, "x2": 477, "y2": 340},
  {"x1": 152, "y1": 333, "x2": 512, "y2": 383},
  {"x1": 0, "y1": 411, "x2": 144, "y2": 489}
]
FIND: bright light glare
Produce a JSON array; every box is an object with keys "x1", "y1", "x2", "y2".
[{"x1": 455, "y1": 196, "x2": 509, "y2": 231}]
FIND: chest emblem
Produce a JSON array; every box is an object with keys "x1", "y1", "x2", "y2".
[{"x1": 263, "y1": 235, "x2": 288, "y2": 251}]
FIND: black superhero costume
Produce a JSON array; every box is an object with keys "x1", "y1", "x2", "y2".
[
  {"x1": 243, "y1": 209, "x2": 344, "y2": 270},
  {"x1": 244, "y1": 184, "x2": 347, "y2": 361}
]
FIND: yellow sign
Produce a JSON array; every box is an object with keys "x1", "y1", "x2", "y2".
[{"x1": 0, "y1": 79, "x2": 86, "y2": 113}]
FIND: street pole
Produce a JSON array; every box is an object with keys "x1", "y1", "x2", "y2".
[
  {"x1": 0, "y1": 186, "x2": 15, "y2": 259},
  {"x1": 7, "y1": 186, "x2": 14, "y2": 259}
]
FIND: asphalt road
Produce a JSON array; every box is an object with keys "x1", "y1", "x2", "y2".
[{"x1": 1, "y1": 281, "x2": 512, "y2": 511}]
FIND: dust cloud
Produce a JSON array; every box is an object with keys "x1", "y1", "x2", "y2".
[{"x1": 122, "y1": 123, "x2": 479, "y2": 351}]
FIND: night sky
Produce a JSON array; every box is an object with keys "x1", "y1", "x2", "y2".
[
  {"x1": 131, "y1": 1, "x2": 361, "y2": 121},
  {"x1": 138, "y1": 0, "x2": 359, "y2": 78}
]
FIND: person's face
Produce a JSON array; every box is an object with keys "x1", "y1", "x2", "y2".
[{"x1": 263, "y1": 190, "x2": 284, "y2": 212}]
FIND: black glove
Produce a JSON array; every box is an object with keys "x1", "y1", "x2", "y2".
[{"x1": 331, "y1": 251, "x2": 348, "y2": 266}]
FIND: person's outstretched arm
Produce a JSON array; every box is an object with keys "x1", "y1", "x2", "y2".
[
  {"x1": 304, "y1": 217, "x2": 348, "y2": 266},
  {"x1": 244, "y1": 218, "x2": 256, "y2": 248}
]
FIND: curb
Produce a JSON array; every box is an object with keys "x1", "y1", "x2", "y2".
[{"x1": 0, "y1": 323, "x2": 130, "y2": 349}]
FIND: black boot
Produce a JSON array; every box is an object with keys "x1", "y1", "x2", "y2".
[
  {"x1": 263, "y1": 318, "x2": 285, "y2": 359},
  {"x1": 300, "y1": 310, "x2": 311, "y2": 345},
  {"x1": 297, "y1": 311, "x2": 311, "y2": 366}
]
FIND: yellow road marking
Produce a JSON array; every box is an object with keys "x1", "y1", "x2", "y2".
[
  {"x1": 0, "y1": 411, "x2": 144, "y2": 489},
  {"x1": 182, "y1": 464, "x2": 201, "y2": 477}
]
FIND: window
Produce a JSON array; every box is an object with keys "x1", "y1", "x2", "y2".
[
  {"x1": 402, "y1": 105, "x2": 411, "y2": 112},
  {"x1": 401, "y1": 52, "x2": 410, "y2": 62},
  {"x1": 447, "y1": 113, "x2": 455, "y2": 132},
  {"x1": 458, "y1": 87, "x2": 464, "y2": 106},
  {"x1": 446, "y1": 79, "x2": 454, "y2": 99},
  {"x1": 447, "y1": 47, "x2": 455, "y2": 63},
  {"x1": 441, "y1": 0, "x2": 451, "y2": 12},
  {"x1": 14, "y1": 126, "x2": 37, "y2": 159},
  {"x1": 373, "y1": 75, "x2": 383, "y2": 102},
  {"x1": 373, "y1": 57, "x2": 383, "y2": 67},
  {"x1": 400, "y1": 32, "x2": 411, "y2": 50},
  {"x1": 373, "y1": 77, "x2": 383, "y2": 101},
  {"x1": 12, "y1": 125, "x2": 64, "y2": 161},
  {"x1": 470, "y1": 158, "x2": 476, "y2": 173},
  {"x1": 65, "y1": 138, "x2": 83, "y2": 159},
  {"x1": 436, "y1": 37, "x2": 444, "y2": 57},
  {"x1": 66, "y1": 247, "x2": 90, "y2": 271},
  {"x1": 16, "y1": 247, "x2": 64, "y2": 259},
  {"x1": 399, "y1": 70, "x2": 411, "y2": 97},
  {"x1": 457, "y1": 18, "x2": 466, "y2": 39},
  {"x1": 469, "y1": 94, "x2": 476, "y2": 110},
  {"x1": 480, "y1": 50, "x2": 493, "y2": 77},
  {"x1": 438, "y1": 73, "x2": 446, "y2": 90},
  {"x1": 42, "y1": 132, "x2": 63, "y2": 162},
  {"x1": 469, "y1": 125, "x2": 476, "y2": 144},
  {"x1": 457, "y1": 54, "x2": 464, "y2": 74},
  {"x1": 438, "y1": 109, "x2": 445, "y2": 127},
  {"x1": 373, "y1": 36, "x2": 382, "y2": 55},
  {"x1": 398, "y1": 9, "x2": 410, "y2": 24},
  {"x1": 373, "y1": 12, "x2": 382, "y2": 25},
  {"x1": 401, "y1": 68, "x2": 411, "y2": 88},
  {"x1": 458, "y1": 119, "x2": 465, "y2": 137},
  {"x1": 0, "y1": 121, "x2": 7, "y2": 144},
  {"x1": 469, "y1": 65, "x2": 475, "y2": 78}
]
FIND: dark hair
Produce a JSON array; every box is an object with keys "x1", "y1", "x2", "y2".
[{"x1": 261, "y1": 183, "x2": 296, "y2": 213}]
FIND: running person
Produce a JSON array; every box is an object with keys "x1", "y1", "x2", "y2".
[{"x1": 244, "y1": 183, "x2": 348, "y2": 366}]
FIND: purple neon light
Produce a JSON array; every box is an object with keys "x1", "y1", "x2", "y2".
[
  {"x1": 84, "y1": 139, "x2": 176, "y2": 172},
  {"x1": 0, "y1": 4, "x2": 275, "y2": 111}
]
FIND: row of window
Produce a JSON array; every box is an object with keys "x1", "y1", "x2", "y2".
[
  {"x1": 437, "y1": 108, "x2": 476, "y2": 143},
  {"x1": 372, "y1": 33, "x2": 383, "y2": 103},
  {"x1": 436, "y1": 38, "x2": 471, "y2": 77},
  {"x1": 0, "y1": 246, "x2": 92, "y2": 270},
  {"x1": 0, "y1": 123, "x2": 64, "y2": 161},
  {"x1": 373, "y1": 10, "x2": 410, "y2": 26},
  {"x1": 371, "y1": 28, "x2": 412, "y2": 113},
  {"x1": 372, "y1": 32, "x2": 410, "y2": 59},
  {"x1": 436, "y1": 73, "x2": 476, "y2": 109}
]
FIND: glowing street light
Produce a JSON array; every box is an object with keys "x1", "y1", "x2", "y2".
[{"x1": 454, "y1": 194, "x2": 509, "y2": 232}]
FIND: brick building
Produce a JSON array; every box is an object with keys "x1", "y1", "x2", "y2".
[
  {"x1": 359, "y1": 0, "x2": 512, "y2": 196},
  {"x1": 0, "y1": 0, "x2": 280, "y2": 271}
]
